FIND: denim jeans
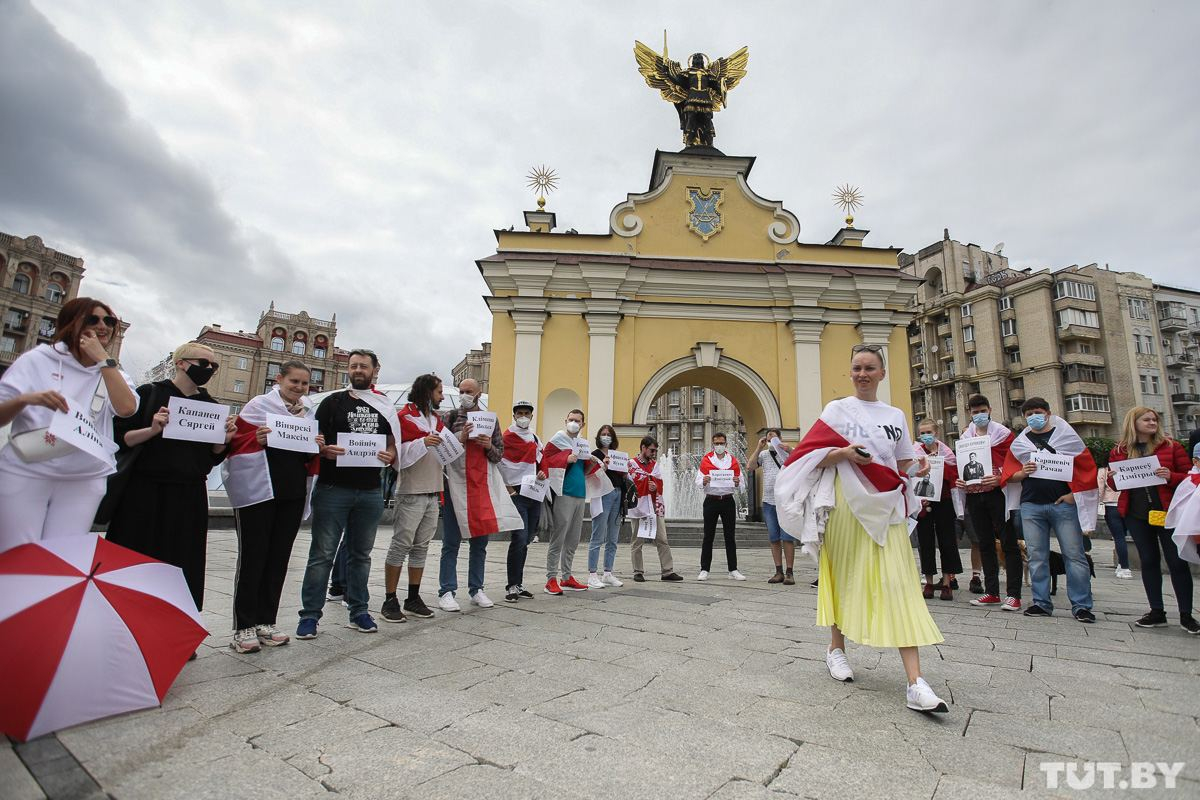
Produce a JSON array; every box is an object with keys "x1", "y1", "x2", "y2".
[
  {"x1": 507, "y1": 493, "x2": 542, "y2": 589},
  {"x1": 588, "y1": 488, "x2": 623, "y2": 573},
  {"x1": 300, "y1": 483, "x2": 384, "y2": 621},
  {"x1": 1103, "y1": 505, "x2": 1130, "y2": 569},
  {"x1": 329, "y1": 539, "x2": 348, "y2": 591},
  {"x1": 1021, "y1": 501, "x2": 1093, "y2": 613},
  {"x1": 761, "y1": 502, "x2": 796, "y2": 543},
  {"x1": 439, "y1": 492, "x2": 488, "y2": 596}
]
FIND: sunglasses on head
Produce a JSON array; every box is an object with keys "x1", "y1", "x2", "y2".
[
  {"x1": 851, "y1": 344, "x2": 883, "y2": 354},
  {"x1": 85, "y1": 314, "x2": 118, "y2": 328},
  {"x1": 183, "y1": 358, "x2": 219, "y2": 372}
]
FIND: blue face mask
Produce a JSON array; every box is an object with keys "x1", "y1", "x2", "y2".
[
  {"x1": 919, "y1": 433, "x2": 936, "y2": 447},
  {"x1": 1026, "y1": 413, "x2": 1047, "y2": 431},
  {"x1": 971, "y1": 412, "x2": 990, "y2": 428}
]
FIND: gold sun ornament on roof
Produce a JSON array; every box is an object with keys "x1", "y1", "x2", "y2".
[
  {"x1": 832, "y1": 184, "x2": 864, "y2": 227},
  {"x1": 526, "y1": 165, "x2": 559, "y2": 211}
]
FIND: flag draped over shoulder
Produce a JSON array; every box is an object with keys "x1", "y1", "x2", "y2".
[
  {"x1": 1167, "y1": 469, "x2": 1200, "y2": 565},
  {"x1": 500, "y1": 426, "x2": 541, "y2": 486},
  {"x1": 774, "y1": 398, "x2": 914, "y2": 559},
  {"x1": 626, "y1": 458, "x2": 664, "y2": 519},
  {"x1": 541, "y1": 431, "x2": 614, "y2": 518},
  {"x1": 1000, "y1": 417, "x2": 1099, "y2": 531},
  {"x1": 442, "y1": 413, "x2": 522, "y2": 539},
  {"x1": 222, "y1": 388, "x2": 318, "y2": 516},
  {"x1": 394, "y1": 402, "x2": 446, "y2": 470}
]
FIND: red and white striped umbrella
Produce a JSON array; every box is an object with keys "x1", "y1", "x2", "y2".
[{"x1": 0, "y1": 534, "x2": 208, "y2": 741}]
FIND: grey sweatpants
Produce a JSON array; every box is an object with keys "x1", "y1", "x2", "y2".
[{"x1": 547, "y1": 494, "x2": 586, "y2": 580}]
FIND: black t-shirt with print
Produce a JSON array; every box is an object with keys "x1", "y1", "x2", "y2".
[
  {"x1": 1020, "y1": 429, "x2": 1072, "y2": 505},
  {"x1": 315, "y1": 391, "x2": 389, "y2": 490}
]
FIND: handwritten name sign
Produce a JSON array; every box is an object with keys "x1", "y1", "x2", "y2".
[
  {"x1": 519, "y1": 474, "x2": 549, "y2": 502},
  {"x1": 574, "y1": 439, "x2": 592, "y2": 459},
  {"x1": 47, "y1": 403, "x2": 118, "y2": 465},
  {"x1": 162, "y1": 397, "x2": 229, "y2": 444},
  {"x1": 466, "y1": 411, "x2": 496, "y2": 439},
  {"x1": 432, "y1": 428, "x2": 464, "y2": 465},
  {"x1": 336, "y1": 432, "x2": 387, "y2": 468},
  {"x1": 266, "y1": 413, "x2": 319, "y2": 453},
  {"x1": 636, "y1": 515, "x2": 657, "y2": 540},
  {"x1": 708, "y1": 469, "x2": 735, "y2": 490},
  {"x1": 605, "y1": 450, "x2": 629, "y2": 473},
  {"x1": 1111, "y1": 455, "x2": 1167, "y2": 490}
]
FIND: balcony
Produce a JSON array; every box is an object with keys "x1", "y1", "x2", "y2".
[
  {"x1": 963, "y1": 338, "x2": 976, "y2": 354},
  {"x1": 999, "y1": 307, "x2": 1016, "y2": 322},
  {"x1": 1172, "y1": 392, "x2": 1200, "y2": 406},
  {"x1": 908, "y1": 330, "x2": 922, "y2": 345},
  {"x1": 960, "y1": 313, "x2": 973, "y2": 327},
  {"x1": 1061, "y1": 351, "x2": 1106, "y2": 367},
  {"x1": 936, "y1": 323, "x2": 952, "y2": 337},
  {"x1": 938, "y1": 347, "x2": 954, "y2": 361},
  {"x1": 1009, "y1": 387, "x2": 1025, "y2": 404},
  {"x1": 1057, "y1": 324, "x2": 1101, "y2": 341},
  {"x1": 3, "y1": 319, "x2": 28, "y2": 333},
  {"x1": 1002, "y1": 334, "x2": 1020, "y2": 350},
  {"x1": 1159, "y1": 311, "x2": 1188, "y2": 332},
  {"x1": 1053, "y1": 294, "x2": 1098, "y2": 313},
  {"x1": 1063, "y1": 380, "x2": 1109, "y2": 396},
  {"x1": 1165, "y1": 351, "x2": 1195, "y2": 369},
  {"x1": 1067, "y1": 409, "x2": 1112, "y2": 426},
  {"x1": 910, "y1": 348, "x2": 925, "y2": 366}
]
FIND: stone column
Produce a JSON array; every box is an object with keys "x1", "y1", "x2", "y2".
[
  {"x1": 857, "y1": 318, "x2": 894, "y2": 405},
  {"x1": 789, "y1": 320, "x2": 826, "y2": 427},
  {"x1": 511, "y1": 308, "x2": 548, "y2": 419},
  {"x1": 584, "y1": 309, "x2": 621, "y2": 429}
]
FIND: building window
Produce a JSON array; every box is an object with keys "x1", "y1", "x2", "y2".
[
  {"x1": 4, "y1": 309, "x2": 28, "y2": 331},
  {"x1": 313, "y1": 346, "x2": 327, "y2": 358},
  {"x1": 998, "y1": 296, "x2": 1013, "y2": 312},
  {"x1": 270, "y1": 336, "x2": 285, "y2": 351},
  {"x1": 968, "y1": 355, "x2": 978, "y2": 368},
  {"x1": 1079, "y1": 343, "x2": 1094, "y2": 354},
  {"x1": 1127, "y1": 298, "x2": 1150, "y2": 320},
  {"x1": 339, "y1": 372, "x2": 348, "y2": 386},
  {"x1": 1056, "y1": 308, "x2": 1099, "y2": 328},
  {"x1": 12, "y1": 274, "x2": 30, "y2": 295},
  {"x1": 1001, "y1": 319, "x2": 1018, "y2": 336},
  {"x1": 1054, "y1": 280, "x2": 1096, "y2": 301},
  {"x1": 961, "y1": 303, "x2": 972, "y2": 318},
  {"x1": 267, "y1": 362, "x2": 282, "y2": 377},
  {"x1": 692, "y1": 388, "x2": 705, "y2": 404},
  {"x1": 647, "y1": 407, "x2": 658, "y2": 421},
  {"x1": 44, "y1": 283, "x2": 64, "y2": 303},
  {"x1": 1008, "y1": 350, "x2": 1022, "y2": 364},
  {"x1": 1065, "y1": 393, "x2": 1111, "y2": 413},
  {"x1": 669, "y1": 390, "x2": 680, "y2": 406},
  {"x1": 691, "y1": 423, "x2": 703, "y2": 438},
  {"x1": 236, "y1": 356, "x2": 249, "y2": 370},
  {"x1": 1066, "y1": 365, "x2": 1106, "y2": 383},
  {"x1": 1134, "y1": 334, "x2": 1156, "y2": 355},
  {"x1": 1139, "y1": 374, "x2": 1160, "y2": 395},
  {"x1": 291, "y1": 340, "x2": 305, "y2": 355},
  {"x1": 311, "y1": 369, "x2": 324, "y2": 383},
  {"x1": 963, "y1": 325, "x2": 975, "y2": 342},
  {"x1": 38, "y1": 318, "x2": 55, "y2": 339},
  {"x1": 668, "y1": 425, "x2": 679, "y2": 441},
  {"x1": 233, "y1": 379, "x2": 246, "y2": 393}
]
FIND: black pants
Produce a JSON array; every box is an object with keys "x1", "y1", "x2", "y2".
[
  {"x1": 232, "y1": 497, "x2": 305, "y2": 630},
  {"x1": 966, "y1": 490, "x2": 1021, "y2": 599},
  {"x1": 1125, "y1": 516, "x2": 1194, "y2": 615},
  {"x1": 916, "y1": 500, "x2": 963, "y2": 577},
  {"x1": 107, "y1": 477, "x2": 209, "y2": 611},
  {"x1": 701, "y1": 495, "x2": 737, "y2": 571},
  {"x1": 508, "y1": 494, "x2": 542, "y2": 589}
]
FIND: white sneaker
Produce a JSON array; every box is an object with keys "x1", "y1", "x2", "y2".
[
  {"x1": 470, "y1": 590, "x2": 494, "y2": 608},
  {"x1": 1115, "y1": 567, "x2": 1134, "y2": 579},
  {"x1": 255, "y1": 624, "x2": 290, "y2": 647},
  {"x1": 729, "y1": 570, "x2": 747, "y2": 581},
  {"x1": 825, "y1": 647, "x2": 853, "y2": 682},
  {"x1": 697, "y1": 570, "x2": 709, "y2": 582},
  {"x1": 438, "y1": 593, "x2": 461, "y2": 612},
  {"x1": 906, "y1": 677, "x2": 949, "y2": 713},
  {"x1": 230, "y1": 628, "x2": 261, "y2": 654},
  {"x1": 587, "y1": 573, "x2": 606, "y2": 589},
  {"x1": 602, "y1": 571, "x2": 623, "y2": 587}
]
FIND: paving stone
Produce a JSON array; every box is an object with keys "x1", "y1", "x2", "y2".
[
  {"x1": 407, "y1": 764, "x2": 559, "y2": 800},
  {"x1": 0, "y1": 745, "x2": 45, "y2": 800},
  {"x1": 249, "y1": 706, "x2": 392, "y2": 760},
  {"x1": 966, "y1": 711, "x2": 1128, "y2": 761},
  {"x1": 348, "y1": 681, "x2": 495, "y2": 735},
  {"x1": 461, "y1": 670, "x2": 585, "y2": 709},
  {"x1": 770, "y1": 743, "x2": 939, "y2": 799},
  {"x1": 429, "y1": 706, "x2": 584, "y2": 768},
  {"x1": 932, "y1": 773, "x2": 1068, "y2": 799}
]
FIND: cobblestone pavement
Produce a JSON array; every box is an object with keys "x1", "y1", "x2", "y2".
[{"x1": 4, "y1": 529, "x2": 1197, "y2": 799}]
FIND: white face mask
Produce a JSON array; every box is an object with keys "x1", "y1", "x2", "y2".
[
  {"x1": 599, "y1": 435, "x2": 612, "y2": 447},
  {"x1": 713, "y1": 445, "x2": 727, "y2": 456},
  {"x1": 566, "y1": 421, "x2": 581, "y2": 435},
  {"x1": 514, "y1": 416, "x2": 531, "y2": 429},
  {"x1": 459, "y1": 393, "x2": 477, "y2": 409}
]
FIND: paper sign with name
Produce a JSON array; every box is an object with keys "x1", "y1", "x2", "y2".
[
  {"x1": 574, "y1": 439, "x2": 592, "y2": 459},
  {"x1": 336, "y1": 432, "x2": 387, "y2": 468},
  {"x1": 266, "y1": 413, "x2": 319, "y2": 453},
  {"x1": 708, "y1": 469, "x2": 735, "y2": 490},
  {"x1": 1111, "y1": 455, "x2": 1167, "y2": 490},
  {"x1": 466, "y1": 411, "x2": 496, "y2": 439},
  {"x1": 519, "y1": 474, "x2": 549, "y2": 502},
  {"x1": 431, "y1": 428, "x2": 464, "y2": 465},
  {"x1": 636, "y1": 515, "x2": 657, "y2": 539},
  {"x1": 606, "y1": 450, "x2": 629, "y2": 473},
  {"x1": 1031, "y1": 451, "x2": 1074, "y2": 482},
  {"x1": 914, "y1": 455, "x2": 945, "y2": 500},
  {"x1": 955, "y1": 437, "x2": 993, "y2": 485},
  {"x1": 162, "y1": 396, "x2": 229, "y2": 444},
  {"x1": 47, "y1": 404, "x2": 118, "y2": 465}
]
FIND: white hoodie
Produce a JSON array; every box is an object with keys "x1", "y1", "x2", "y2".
[{"x1": 0, "y1": 343, "x2": 137, "y2": 479}]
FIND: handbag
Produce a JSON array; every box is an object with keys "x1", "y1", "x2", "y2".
[
  {"x1": 95, "y1": 382, "x2": 167, "y2": 526},
  {"x1": 9, "y1": 377, "x2": 108, "y2": 463}
]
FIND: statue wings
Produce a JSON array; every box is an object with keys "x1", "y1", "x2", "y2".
[
  {"x1": 708, "y1": 46, "x2": 749, "y2": 110},
  {"x1": 634, "y1": 41, "x2": 686, "y2": 104}
]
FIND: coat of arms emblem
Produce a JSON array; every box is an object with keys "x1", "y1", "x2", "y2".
[{"x1": 686, "y1": 188, "x2": 723, "y2": 241}]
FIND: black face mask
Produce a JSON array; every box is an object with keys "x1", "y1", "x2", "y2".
[{"x1": 185, "y1": 363, "x2": 216, "y2": 386}]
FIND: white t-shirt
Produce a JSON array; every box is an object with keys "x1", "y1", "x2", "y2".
[
  {"x1": 758, "y1": 448, "x2": 785, "y2": 504},
  {"x1": 824, "y1": 397, "x2": 916, "y2": 472},
  {"x1": 0, "y1": 343, "x2": 138, "y2": 479}
]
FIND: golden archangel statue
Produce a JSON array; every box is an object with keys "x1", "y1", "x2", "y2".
[{"x1": 634, "y1": 40, "x2": 749, "y2": 148}]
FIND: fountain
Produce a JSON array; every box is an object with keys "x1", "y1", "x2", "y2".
[{"x1": 660, "y1": 432, "x2": 750, "y2": 519}]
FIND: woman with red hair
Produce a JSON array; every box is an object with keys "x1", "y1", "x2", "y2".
[{"x1": 0, "y1": 298, "x2": 138, "y2": 550}]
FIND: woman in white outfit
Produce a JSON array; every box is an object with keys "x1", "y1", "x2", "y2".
[{"x1": 0, "y1": 298, "x2": 138, "y2": 551}]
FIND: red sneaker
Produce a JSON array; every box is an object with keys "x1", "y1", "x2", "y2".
[
  {"x1": 544, "y1": 578, "x2": 563, "y2": 595},
  {"x1": 1001, "y1": 596, "x2": 1021, "y2": 611},
  {"x1": 970, "y1": 594, "x2": 1001, "y2": 607},
  {"x1": 560, "y1": 575, "x2": 589, "y2": 592}
]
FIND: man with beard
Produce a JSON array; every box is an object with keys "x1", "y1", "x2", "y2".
[{"x1": 297, "y1": 350, "x2": 397, "y2": 636}]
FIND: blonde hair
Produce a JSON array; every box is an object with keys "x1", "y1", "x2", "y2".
[
  {"x1": 1117, "y1": 406, "x2": 1166, "y2": 456},
  {"x1": 917, "y1": 418, "x2": 939, "y2": 432},
  {"x1": 172, "y1": 341, "x2": 215, "y2": 363}
]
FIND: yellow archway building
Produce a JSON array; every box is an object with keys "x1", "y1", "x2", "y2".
[{"x1": 478, "y1": 150, "x2": 918, "y2": 442}]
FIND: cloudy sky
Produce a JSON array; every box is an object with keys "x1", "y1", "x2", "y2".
[{"x1": 2, "y1": 0, "x2": 1197, "y2": 380}]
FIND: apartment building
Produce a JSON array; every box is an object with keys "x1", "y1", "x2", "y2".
[
  {"x1": 646, "y1": 385, "x2": 745, "y2": 456},
  {"x1": 1154, "y1": 283, "x2": 1200, "y2": 436},
  {"x1": 452, "y1": 342, "x2": 491, "y2": 394}
]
